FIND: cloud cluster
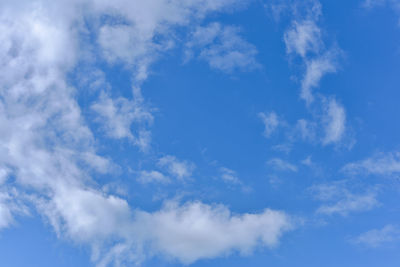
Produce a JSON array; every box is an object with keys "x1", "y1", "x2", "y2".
[
  {"x1": 261, "y1": 0, "x2": 348, "y2": 147},
  {"x1": 0, "y1": 0, "x2": 295, "y2": 265}
]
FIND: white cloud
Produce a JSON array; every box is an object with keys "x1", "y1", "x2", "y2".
[
  {"x1": 38, "y1": 191, "x2": 293, "y2": 265},
  {"x1": 0, "y1": 189, "x2": 26, "y2": 229},
  {"x1": 259, "y1": 112, "x2": 280, "y2": 138},
  {"x1": 134, "y1": 201, "x2": 293, "y2": 264},
  {"x1": 219, "y1": 167, "x2": 241, "y2": 184},
  {"x1": 138, "y1": 170, "x2": 170, "y2": 184},
  {"x1": 186, "y1": 22, "x2": 259, "y2": 73},
  {"x1": 267, "y1": 158, "x2": 298, "y2": 172},
  {"x1": 295, "y1": 119, "x2": 316, "y2": 141},
  {"x1": 301, "y1": 52, "x2": 338, "y2": 104},
  {"x1": 322, "y1": 98, "x2": 346, "y2": 145},
  {"x1": 310, "y1": 182, "x2": 379, "y2": 216},
  {"x1": 363, "y1": 0, "x2": 387, "y2": 8},
  {"x1": 281, "y1": 1, "x2": 340, "y2": 104},
  {"x1": 91, "y1": 90, "x2": 153, "y2": 151},
  {"x1": 158, "y1": 155, "x2": 195, "y2": 180},
  {"x1": 342, "y1": 152, "x2": 400, "y2": 176},
  {"x1": 352, "y1": 225, "x2": 400, "y2": 247},
  {"x1": 0, "y1": 0, "x2": 294, "y2": 265},
  {"x1": 284, "y1": 20, "x2": 321, "y2": 58}
]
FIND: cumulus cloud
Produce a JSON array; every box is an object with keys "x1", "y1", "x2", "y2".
[
  {"x1": 352, "y1": 224, "x2": 400, "y2": 248},
  {"x1": 342, "y1": 152, "x2": 400, "y2": 176},
  {"x1": 134, "y1": 201, "x2": 293, "y2": 264},
  {"x1": 310, "y1": 182, "x2": 379, "y2": 216},
  {"x1": 186, "y1": 22, "x2": 259, "y2": 73},
  {"x1": 39, "y1": 191, "x2": 294, "y2": 265}
]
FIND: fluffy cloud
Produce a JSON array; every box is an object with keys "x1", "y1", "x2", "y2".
[{"x1": 134, "y1": 201, "x2": 293, "y2": 264}]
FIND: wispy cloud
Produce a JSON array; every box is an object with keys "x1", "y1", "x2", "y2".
[
  {"x1": 352, "y1": 224, "x2": 400, "y2": 248},
  {"x1": 137, "y1": 170, "x2": 170, "y2": 184},
  {"x1": 259, "y1": 112, "x2": 281, "y2": 138},
  {"x1": 267, "y1": 158, "x2": 298, "y2": 172},
  {"x1": 284, "y1": 19, "x2": 322, "y2": 58},
  {"x1": 322, "y1": 98, "x2": 347, "y2": 145},
  {"x1": 91, "y1": 90, "x2": 153, "y2": 151},
  {"x1": 158, "y1": 155, "x2": 195, "y2": 180},
  {"x1": 282, "y1": 1, "x2": 340, "y2": 104},
  {"x1": 186, "y1": 22, "x2": 259, "y2": 73},
  {"x1": 301, "y1": 51, "x2": 339, "y2": 104},
  {"x1": 310, "y1": 182, "x2": 379, "y2": 216},
  {"x1": 219, "y1": 167, "x2": 242, "y2": 185},
  {"x1": 342, "y1": 152, "x2": 400, "y2": 176}
]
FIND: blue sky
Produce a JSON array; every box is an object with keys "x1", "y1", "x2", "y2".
[{"x1": 1, "y1": 0, "x2": 400, "y2": 266}]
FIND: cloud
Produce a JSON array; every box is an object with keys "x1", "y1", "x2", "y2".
[
  {"x1": 186, "y1": 22, "x2": 259, "y2": 73},
  {"x1": 158, "y1": 155, "x2": 195, "y2": 180},
  {"x1": 284, "y1": 19, "x2": 322, "y2": 58},
  {"x1": 352, "y1": 224, "x2": 400, "y2": 248},
  {"x1": 363, "y1": 0, "x2": 388, "y2": 8},
  {"x1": 134, "y1": 201, "x2": 293, "y2": 264},
  {"x1": 301, "y1": 51, "x2": 338, "y2": 104},
  {"x1": 310, "y1": 182, "x2": 379, "y2": 216},
  {"x1": 219, "y1": 167, "x2": 242, "y2": 185},
  {"x1": 91, "y1": 90, "x2": 153, "y2": 151},
  {"x1": 295, "y1": 119, "x2": 316, "y2": 141},
  {"x1": 342, "y1": 152, "x2": 400, "y2": 176},
  {"x1": 267, "y1": 158, "x2": 298, "y2": 172},
  {"x1": 281, "y1": 1, "x2": 340, "y2": 104},
  {"x1": 38, "y1": 189, "x2": 294, "y2": 265},
  {"x1": 259, "y1": 112, "x2": 281, "y2": 138},
  {"x1": 322, "y1": 98, "x2": 346, "y2": 145},
  {"x1": 0, "y1": 188, "x2": 28, "y2": 229},
  {"x1": 0, "y1": 0, "x2": 294, "y2": 266},
  {"x1": 137, "y1": 170, "x2": 170, "y2": 184}
]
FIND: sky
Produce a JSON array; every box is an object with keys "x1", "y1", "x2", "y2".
[{"x1": 0, "y1": 0, "x2": 400, "y2": 266}]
